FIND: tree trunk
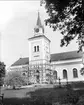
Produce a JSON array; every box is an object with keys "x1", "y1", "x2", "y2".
[{"x1": 0, "y1": 86, "x2": 1, "y2": 94}]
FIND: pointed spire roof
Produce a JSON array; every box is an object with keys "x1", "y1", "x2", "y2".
[
  {"x1": 34, "y1": 11, "x2": 44, "y2": 35},
  {"x1": 36, "y1": 11, "x2": 43, "y2": 28}
]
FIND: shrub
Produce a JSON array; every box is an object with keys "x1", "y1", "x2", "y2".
[
  {"x1": 59, "y1": 90, "x2": 79, "y2": 104},
  {"x1": 70, "y1": 81, "x2": 84, "y2": 88},
  {"x1": 76, "y1": 95, "x2": 84, "y2": 105},
  {"x1": 65, "y1": 84, "x2": 72, "y2": 90}
]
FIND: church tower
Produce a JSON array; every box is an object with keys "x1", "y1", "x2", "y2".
[{"x1": 28, "y1": 11, "x2": 51, "y2": 84}]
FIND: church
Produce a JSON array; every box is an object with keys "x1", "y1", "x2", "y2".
[{"x1": 8, "y1": 12, "x2": 84, "y2": 84}]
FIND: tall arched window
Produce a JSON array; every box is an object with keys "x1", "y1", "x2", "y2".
[
  {"x1": 73, "y1": 68, "x2": 78, "y2": 78},
  {"x1": 34, "y1": 46, "x2": 36, "y2": 52},
  {"x1": 53, "y1": 71, "x2": 57, "y2": 79},
  {"x1": 37, "y1": 46, "x2": 39, "y2": 52},
  {"x1": 63, "y1": 69, "x2": 67, "y2": 79}
]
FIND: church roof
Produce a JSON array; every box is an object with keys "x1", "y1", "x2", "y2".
[
  {"x1": 11, "y1": 57, "x2": 29, "y2": 66},
  {"x1": 11, "y1": 51, "x2": 82, "y2": 67},
  {"x1": 51, "y1": 51, "x2": 82, "y2": 62}
]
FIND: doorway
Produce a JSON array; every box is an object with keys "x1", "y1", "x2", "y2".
[{"x1": 36, "y1": 70, "x2": 40, "y2": 83}]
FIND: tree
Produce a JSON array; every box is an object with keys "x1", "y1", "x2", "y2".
[
  {"x1": 0, "y1": 62, "x2": 5, "y2": 86},
  {"x1": 4, "y1": 71, "x2": 27, "y2": 87},
  {"x1": 41, "y1": 0, "x2": 84, "y2": 51},
  {"x1": 0, "y1": 62, "x2": 5, "y2": 95}
]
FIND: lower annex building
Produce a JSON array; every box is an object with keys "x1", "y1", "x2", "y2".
[{"x1": 8, "y1": 12, "x2": 84, "y2": 84}]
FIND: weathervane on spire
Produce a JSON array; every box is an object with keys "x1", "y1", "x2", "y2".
[{"x1": 34, "y1": 10, "x2": 44, "y2": 36}]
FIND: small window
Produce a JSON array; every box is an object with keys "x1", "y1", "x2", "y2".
[
  {"x1": 34, "y1": 46, "x2": 36, "y2": 52},
  {"x1": 37, "y1": 46, "x2": 39, "y2": 52},
  {"x1": 63, "y1": 69, "x2": 67, "y2": 79},
  {"x1": 73, "y1": 68, "x2": 78, "y2": 78}
]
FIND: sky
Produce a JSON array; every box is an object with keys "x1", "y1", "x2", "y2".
[{"x1": 0, "y1": 0, "x2": 78, "y2": 69}]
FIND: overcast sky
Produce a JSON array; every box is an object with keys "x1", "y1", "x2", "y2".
[{"x1": 0, "y1": 0, "x2": 78, "y2": 69}]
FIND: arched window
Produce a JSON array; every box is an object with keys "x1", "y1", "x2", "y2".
[
  {"x1": 34, "y1": 46, "x2": 36, "y2": 52},
  {"x1": 73, "y1": 68, "x2": 78, "y2": 78},
  {"x1": 63, "y1": 69, "x2": 67, "y2": 79},
  {"x1": 53, "y1": 71, "x2": 57, "y2": 79},
  {"x1": 37, "y1": 46, "x2": 39, "y2": 52}
]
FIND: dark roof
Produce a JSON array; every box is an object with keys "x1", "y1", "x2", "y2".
[
  {"x1": 51, "y1": 51, "x2": 82, "y2": 62},
  {"x1": 11, "y1": 51, "x2": 82, "y2": 67},
  {"x1": 11, "y1": 57, "x2": 29, "y2": 66}
]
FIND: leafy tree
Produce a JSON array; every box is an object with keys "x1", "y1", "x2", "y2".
[
  {"x1": 41, "y1": 0, "x2": 84, "y2": 51},
  {"x1": 0, "y1": 62, "x2": 5, "y2": 95},
  {"x1": 5, "y1": 71, "x2": 27, "y2": 87},
  {"x1": 0, "y1": 62, "x2": 5, "y2": 86}
]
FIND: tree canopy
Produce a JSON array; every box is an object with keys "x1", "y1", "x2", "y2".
[
  {"x1": 41, "y1": 0, "x2": 84, "y2": 51},
  {"x1": 0, "y1": 62, "x2": 5, "y2": 86},
  {"x1": 4, "y1": 71, "x2": 27, "y2": 86}
]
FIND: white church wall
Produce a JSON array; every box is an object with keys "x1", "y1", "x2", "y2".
[
  {"x1": 28, "y1": 36, "x2": 50, "y2": 65},
  {"x1": 42, "y1": 38, "x2": 50, "y2": 63},
  {"x1": 52, "y1": 58, "x2": 84, "y2": 83},
  {"x1": 29, "y1": 39, "x2": 43, "y2": 62}
]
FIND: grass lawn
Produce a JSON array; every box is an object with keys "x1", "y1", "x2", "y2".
[
  {"x1": 2, "y1": 86, "x2": 68, "y2": 105},
  {"x1": 2, "y1": 84, "x2": 53, "y2": 98},
  {"x1": 1, "y1": 84, "x2": 84, "y2": 105},
  {"x1": 2, "y1": 87, "x2": 35, "y2": 98}
]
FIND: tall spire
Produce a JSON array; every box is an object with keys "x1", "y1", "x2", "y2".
[
  {"x1": 34, "y1": 11, "x2": 44, "y2": 36},
  {"x1": 36, "y1": 11, "x2": 42, "y2": 28}
]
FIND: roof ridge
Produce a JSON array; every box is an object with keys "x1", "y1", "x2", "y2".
[{"x1": 11, "y1": 51, "x2": 82, "y2": 67}]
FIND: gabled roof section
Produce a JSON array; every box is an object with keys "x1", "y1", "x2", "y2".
[
  {"x1": 11, "y1": 51, "x2": 83, "y2": 67},
  {"x1": 51, "y1": 51, "x2": 82, "y2": 62},
  {"x1": 11, "y1": 57, "x2": 29, "y2": 67}
]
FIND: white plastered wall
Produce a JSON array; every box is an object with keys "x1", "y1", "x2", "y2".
[{"x1": 51, "y1": 58, "x2": 84, "y2": 82}]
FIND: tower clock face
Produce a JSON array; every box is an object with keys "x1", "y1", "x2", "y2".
[{"x1": 35, "y1": 28, "x2": 39, "y2": 33}]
